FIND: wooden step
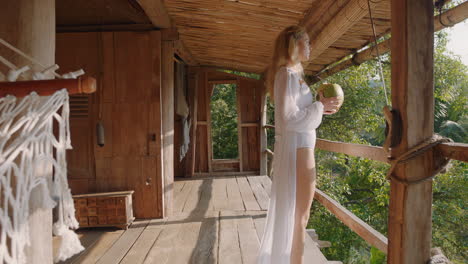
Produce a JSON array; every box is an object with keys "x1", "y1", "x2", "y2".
[
  {"x1": 315, "y1": 240, "x2": 332, "y2": 248},
  {"x1": 306, "y1": 229, "x2": 319, "y2": 240}
]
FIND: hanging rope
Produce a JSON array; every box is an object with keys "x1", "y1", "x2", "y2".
[{"x1": 367, "y1": 0, "x2": 389, "y2": 105}]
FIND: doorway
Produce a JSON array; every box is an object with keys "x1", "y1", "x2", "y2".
[{"x1": 210, "y1": 82, "x2": 240, "y2": 171}]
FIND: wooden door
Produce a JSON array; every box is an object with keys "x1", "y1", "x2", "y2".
[
  {"x1": 56, "y1": 32, "x2": 99, "y2": 194},
  {"x1": 57, "y1": 31, "x2": 163, "y2": 218},
  {"x1": 109, "y1": 31, "x2": 162, "y2": 218},
  {"x1": 238, "y1": 78, "x2": 262, "y2": 172}
]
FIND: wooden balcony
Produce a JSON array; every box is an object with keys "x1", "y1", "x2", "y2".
[{"x1": 55, "y1": 175, "x2": 339, "y2": 264}]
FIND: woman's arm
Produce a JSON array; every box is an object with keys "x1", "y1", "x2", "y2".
[{"x1": 275, "y1": 67, "x2": 324, "y2": 132}]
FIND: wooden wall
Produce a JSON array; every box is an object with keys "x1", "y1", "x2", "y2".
[
  {"x1": 188, "y1": 69, "x2": 264, "y2": 176},
  {"x1": 56, "y1": 31, "x2": 164, "y2": 218}
]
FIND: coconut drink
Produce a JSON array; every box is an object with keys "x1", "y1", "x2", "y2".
[{"x1": 316, "y1": 83, "x2": 344, "y2": 111}]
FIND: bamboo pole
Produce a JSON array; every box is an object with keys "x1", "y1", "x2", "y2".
[
  {"x1": 310, "y1": 1, "x2": 468, "y2": 83},
  {"x1": 308, "y1": 0, "x2": 377, "y2": 62}
]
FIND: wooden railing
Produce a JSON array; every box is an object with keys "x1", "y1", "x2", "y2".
[
  {"x1": 314, "y1": 189, "x2": 388, "y2": 253},
  {"x1": 262, "y1": 124, "x2": 468, "y2": 254}
]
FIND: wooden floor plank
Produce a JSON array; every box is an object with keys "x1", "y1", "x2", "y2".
[
  {"x1": 219, "y1": 211, "x2": 243, "y2": 264},
  {"x1": 174, "y1": 180, "x2": 186, "y2": 197},
  {"x1": 182, "y1": 180, "x2": 204, "y2": 212},
  {"x1": 167, "y1": 218, "x2": 203, "y2": 263},
  {"x1": 120, "y1": 228, "x2": 163, "y2": 264},
  {"x1": 73, "y1": 229, "x2": 125, "y2": 264},
  {"x1": 143, "y1": 214, "x2": 190, "y2": 264},
  {"x1": 237, "y1": 211, "x2": 260, "y2": 264},
  {"x1": 247, "y1": 176, "x2": 270, "y2": 210},
  {"x1": 250, "y1": 211, "x2": 267, "y2": 242},
  {"x1": 236, "y1": 176, "x2": 261, "y2": 211},
  {"x1": 174, "y1": 179, "x2": 194, "y2": 213},
  {"x1": 213, "y1": 178, "x2": 229, "y2": 211},
  {"x1": 226, "y1": 177, "x2": 245, "y2": 211},
  {"x1": 198, "y1": 178, "x2": 215, "y2": 211},
  {"x1": 187, "y1": 210, "x2": 219, "y2": 264},
  {"x1": 259, "y1": 175, "x2": 272, "y2": 197},
  {"x1": 55, "y1": 230, "x2": 105, "y2": 264},
  {"x1": 96, "y1": 220, "x2": 150, "y2": 264},
  {"x1": 67, "y1": 176, "x2": 331, "y2": 264}
]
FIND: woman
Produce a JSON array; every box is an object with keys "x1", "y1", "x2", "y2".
[{"x1": 257, "y1": 26, "x2": 340, "y2": 264}]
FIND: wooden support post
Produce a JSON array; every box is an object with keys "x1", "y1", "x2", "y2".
[
  {"x1": 259, "y1": 84, "x2": 268, "y2": 176},
  {"x1": 205, "y1": 72, "x2": 213, "y2": 173},
  {"x1": 388, "y1": 0, "x2": 435, "y2": 263},
  {"x1": 161, "y1": 40, "x2": 174, "y2": 217},
  {"x1": 0, "y1": 0, "x2": 55, "y2": 262},
  {"x1": 185, "y1": 67, "x2": 199, "y2": 177},
  {"x1": 236, "y1": 78, "x2": 244, "y2": 172}
]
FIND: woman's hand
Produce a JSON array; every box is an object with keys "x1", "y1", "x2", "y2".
[{"x1": 318, "y1": 91, "x2": 340, "y2": 115}]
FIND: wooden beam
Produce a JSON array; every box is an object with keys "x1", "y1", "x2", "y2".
[
  {"x1": 161, "y1": 28, "x2": 178, "y2": 41},
  {"x1": 136, "y1": 0, "x2": 172, "y2": 28},
  {"x1": 315, "y1": 139, "x2": 389, "y2": 163},
  {"x1": 57, "y1": 23, "x2": 154, "y2": 33},
  {"x1": 194, "y1": 171, "x2": 259, "y2": 177},
  {"x1": 435, "y1": 142, "x2": 468, "y2": 162},
  {"x1": 240, "y1": 123, "x2": 259, "y2": 127},
  {"x1": 314, "y1": 189, "x2": 388, "y2": 253},
  {"x1": 200, "y1": 63, "x2": 262, "y2": 75},
  {"x1": 207, "y1": 79, "x2": 238, "y2": 85},
  {"x1": 136, "y1": 1, "x2": 199, "y2": 67},
  {"x1": 173, "y1": 40, "x2": 198, "y2": 66},
  {"x1": 0, "y1": 76, "x2": 96, "y2": 97},
  {"x1": 388, "y1": 0, "x2": 435, "y2": 263},
  {"x1": 308, "y1": 0, "x2": 377, "y2": 62},
  {"x1": 211, "y1": 159, "x2": 240, "y2": 164},
  {"x1": 310, "y1": 1, "x2": 468, "y2": 82},
  {"x1": 299, "y1": 1, "x2": 336, "y2": 33}
]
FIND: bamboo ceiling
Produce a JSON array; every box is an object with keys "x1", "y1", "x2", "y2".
[
  {"x1": 56, "y1": 0, "x2": 392, "y2": 76},
  {"x1": 163, "y1": 0, "x2": 391, "y2": 75}
]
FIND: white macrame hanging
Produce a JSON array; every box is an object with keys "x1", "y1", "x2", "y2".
[{"x1": 0, "y1": 89, "x2": 84, "y2": 263}]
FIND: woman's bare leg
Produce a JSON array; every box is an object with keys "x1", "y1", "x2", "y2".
[{"x1": 290, "y1": 148, "x2": 317, "y2": 264}]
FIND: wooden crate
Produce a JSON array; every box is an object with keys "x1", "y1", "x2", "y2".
[{"x1": 73, "y1": 190, "x2": 135, "y2": 229}]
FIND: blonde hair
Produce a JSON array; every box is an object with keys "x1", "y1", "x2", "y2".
[{"x1": 265, "y1": 25, "x2": 307, "y2": 102}]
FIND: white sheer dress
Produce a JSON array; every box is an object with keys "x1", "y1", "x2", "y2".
[{"x1": 257, "y1": 66, "x2": 324, "y2": 264}]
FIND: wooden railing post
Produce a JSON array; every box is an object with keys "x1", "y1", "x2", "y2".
[{"x1": 389, "y1": 0, "x2": 435, "y2": 263}]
